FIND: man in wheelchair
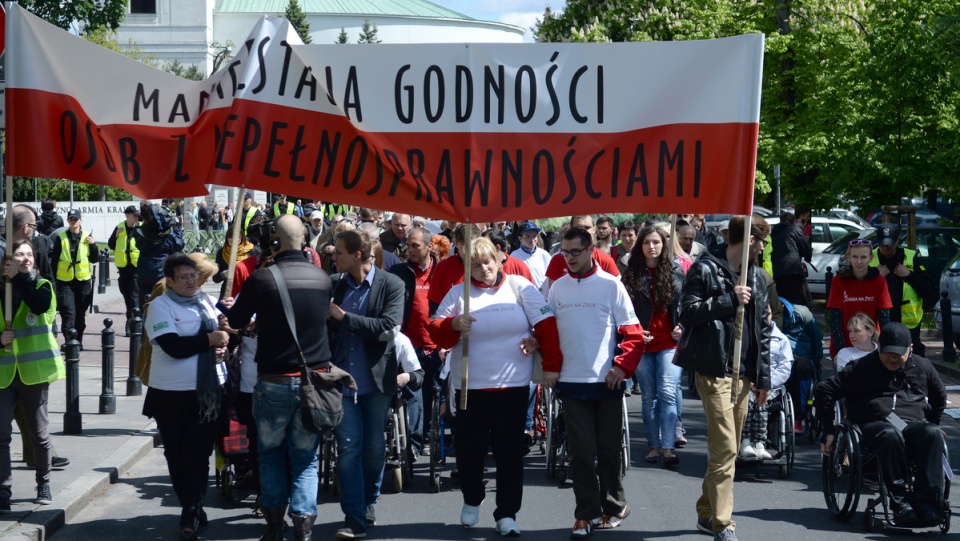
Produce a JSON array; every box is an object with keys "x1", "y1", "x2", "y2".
[{"x1": 815, "y1": 322, "x2": 947, "y2": 527}]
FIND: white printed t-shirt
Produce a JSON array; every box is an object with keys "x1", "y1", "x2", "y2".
[
  {"x1": 145, "y1": 293, "x2": 222, "y2": 391},
  {"x1": 434, "y1": 275, "x2": 552, "y2": 390},
  {"x1": 510, "y1": 247, "x2": 553, "y2": 290},
  {"x1": 395, "y1": 332, "x2": 422, "y2": 374},
  {"x1": 548, "y1": 269, "x2": 639, "y2": 383}
]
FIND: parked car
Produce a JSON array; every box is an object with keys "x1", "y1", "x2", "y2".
[
  {"x1": 818, "y1": 208, "x2": 871, "y2": 229},
  {"x1": 766, "y1": 216, "x2": 866, "y2": 254},
  {"x1": 808, "y1": 225, "x2": 960, "y2": 299},
  {"x1": 865, "y1": 207, "x2": 952, "y2": 227}
]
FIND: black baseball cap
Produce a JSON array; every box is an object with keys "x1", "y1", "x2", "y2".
[
  {"x1": 124, "y1": 205, "x2": 140, "y2": 216},
  {"x1": 876, "y1": 223, "x2": 900, "y2": 248},
  {"x1": 67, "y1": 209, "x2": 81, "y2": 220},
  {"x1": 879, "y1": 322, "x2": 911, "y2": 355}
]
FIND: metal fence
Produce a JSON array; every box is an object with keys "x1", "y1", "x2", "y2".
[{"x1": 183, "y1": 230, "x2": 226, "y2": 254}]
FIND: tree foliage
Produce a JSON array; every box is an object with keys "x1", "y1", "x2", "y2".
[
  {"x1": 20, "y1": 0, "x2": 128, "y2": 32},
  {"x1": 358, "y1": 18, "x2": 382, "y2": 44},
  {"x1": 285, "y1": 0, "x2": 313, "y2": 44},
  {"x1": 535, "y1": 0, "x2": 960, "y2": 214},
  {"x1": 336, "y1": 27, "x2": 350, "y2": 44}
]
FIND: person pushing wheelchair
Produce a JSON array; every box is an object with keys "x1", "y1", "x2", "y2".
[{"x1": 815, "y1": 322, "x2": 947, "y2": 526}]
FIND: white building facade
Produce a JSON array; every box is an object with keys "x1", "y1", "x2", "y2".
[{"x1": 116, "y1": 0, "x2": 524, "y2": 77}]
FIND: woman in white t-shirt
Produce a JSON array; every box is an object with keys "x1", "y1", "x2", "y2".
[
  {"x1": 834, "y1": 312, "x2": 879, "y2": 372},
  {"x1": 142, "y1": 254, "x2": 229, "y2": 541},
  {"x1": 429, "y1": 238, "x2": 563, "y2": 537}
]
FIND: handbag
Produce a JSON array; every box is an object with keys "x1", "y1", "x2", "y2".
[
  {"x1": 268, "y1": 265, "x2": 356, "y2": 432},
  {"x1": 506, "y1": 274, "x2": 545, "y2": 384}
]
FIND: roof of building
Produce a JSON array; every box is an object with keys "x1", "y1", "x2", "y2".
[{"x1": 217, "y1": 0, "x2": 475, "y2": 20}]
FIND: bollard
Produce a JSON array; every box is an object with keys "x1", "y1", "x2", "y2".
[
  {"x1": 100, "y1": 318, "x2": 116, "y2": 414},
  {"x1": 126, "y1": 307, "x2": 143, "y2": 396},
  {"x1": 97, "y1": 250, "x2": 108, "y2": 294},
  {"x1": 63, "y1": 329, "x2": 83, "y2": 435},
  {"x1": 824, "y1": 266, "x2": 834, "y2": 301},
  {"x1": 941, "y1": 291, "x2": 956, "y2": 362}
]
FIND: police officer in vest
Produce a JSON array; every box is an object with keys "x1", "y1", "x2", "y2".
[
  {"x1": 234, "y1": 192, "x2": 264, "y2": 236},
  {"x1": 108, "y1": 206, "x2": 142, "y2": 337},
  {"x1": 51, "y1": 209, "x2": 99, "y2": 349},
  {"x1": 271, "y1": 194, "x2": 296, "y2": 219},
  {"x1": 872, "y1": 223, "x2": 931, "y2": 356}
]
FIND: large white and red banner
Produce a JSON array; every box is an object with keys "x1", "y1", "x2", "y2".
[{"x1": 5, "y1": 5, "x2": 763, "y2": 222}]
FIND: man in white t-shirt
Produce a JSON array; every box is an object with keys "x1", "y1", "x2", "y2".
[
  {"x1": 544, "y1": 227, "x2": 645, "y2": 540},
  {"x1": 510, "y1": 221, "x2": 552, "y2": 290}
]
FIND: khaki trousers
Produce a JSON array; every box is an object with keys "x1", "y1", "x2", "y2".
[{"x1": 695, "y1": 373, "x2": 752, "y2": 533}]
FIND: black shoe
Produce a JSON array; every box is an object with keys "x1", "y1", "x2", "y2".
[
  {"x1": 914, "y1": 501, "x2": 942, "y2": 526},
  {"x1": 893, "y1": 502, "x2": 920, "y2": 526},
  {"x1": 0, "y1": 496, "x2": 10, "y2": 514},
  {"x1": 36, "y1": 483, "x2": 52, "y2": 505},
  {"x1": 52, "y1": 456, "x2": 70, "y2": 468}
]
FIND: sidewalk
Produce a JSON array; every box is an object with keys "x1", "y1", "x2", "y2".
[{"x1": 0, "y1": 278, "x2": 218, "y2": 540}]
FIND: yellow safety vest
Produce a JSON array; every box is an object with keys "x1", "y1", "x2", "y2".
[
  {"x1": 242, "y1": 208, "x2": 257, "y2": 234},
  {"x1": 762, "y1": 235, "x2": 773, "y2": 275},
  {"x1": 0, "y1": 279, "x2": 65, "y2": 388},
  {"x1": 56, "y1": 230, "x2": 92, "y2": 282},
  {"x1": 871, "y1": 248, "x2": 923, "y2": 328},
  {"x1": 114, "y1": 221, "x2": 140, "y2": 269},
  {"x1": 325, "y1": 204, "x2": 352, "y2": 221},
  {"x1": 273, "y1": 201, "x2": 295, "y2": 216}
]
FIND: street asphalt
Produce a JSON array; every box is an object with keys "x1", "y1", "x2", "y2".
[{"x1": 0, "y1": 278, "x2": 958, "y2": 540}]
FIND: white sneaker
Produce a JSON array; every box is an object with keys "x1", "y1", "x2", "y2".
[
  {"x1": 461, "y1": 502, "x2": 482, "y2": 527},
  {"x1": 754, "y1": 442, "x2": 773, "y2": 460},
  {"x1": 496, "y1": 517, "x2": 521, "y2": 537},
  {"x1": 738, "y1": 439, "x2": 756, "y2": 459}
]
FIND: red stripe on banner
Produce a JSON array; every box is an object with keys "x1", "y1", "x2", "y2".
[{"x1": 8, "y1": 89, "x2": 757, "y2": 221}]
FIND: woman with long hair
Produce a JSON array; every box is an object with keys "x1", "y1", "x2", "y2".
[
  {"x1": 622, "y1": 225, "x2": 685, "y2": 466},
  {"x1": 0, "y1": 239, "x2": 64, "y2": 510},
  {"x1": 826, "y1": 240, "x2": 891, "y2": 357}
]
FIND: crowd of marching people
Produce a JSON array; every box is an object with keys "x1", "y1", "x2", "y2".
[{"x1": 0, "y1": 194, "x2": 947, "y2": 541}]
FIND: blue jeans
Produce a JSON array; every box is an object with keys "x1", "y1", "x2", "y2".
[
  {"x1": 404, "y1": 386, "x2": 423, "y2": 454},
  {"x1": 637, "y1": 348, "x2": 681, "y2": 449},
  {"x1": 334, "y1": 390, "x2": 391, "y2": 529},
  {"x1": 252, "y1": 379, "x2": 322, "y2": 517}
]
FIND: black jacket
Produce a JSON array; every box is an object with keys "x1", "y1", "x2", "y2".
[
  {"x1": 814, "y1": 351, "x2": 946, "y2": 428},
  {"x1": 770, "y1": 221, "x2": 811, "y2": 278},
  {"x1": 328, "y1": 267, "x2": 405, "y2": 395},
  {"x1": 379, "y1": 229, "x2": 408, "y2": 262},
  {"x1": 674, "y1": 250, "x2": 772, "y2": 389},
  {"x1": 622, "y1": 261, "x2": 684, "y2": 329},
  {"x1": 37, "y1": 210, "x2": 63, "y2": 236},
  {"x1": 227, "y1": 250, "x2": 333, "y2": 375},
  {"x1": 388, "y1": 253, "x2": 438, "y2": 333},
  {"x1": 874, "y1": 247, "x2": 932, "y2": 311}
]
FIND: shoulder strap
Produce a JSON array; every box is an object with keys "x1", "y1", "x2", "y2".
[{"x1": 267, "y1": 265, "x2": 306, "y2": 367}]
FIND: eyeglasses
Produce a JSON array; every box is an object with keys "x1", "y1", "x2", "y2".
[
  {"x1": 174, "y1": 273, "x2": 199, "y2": 283},
  {"x1": 25, "y1": 223, "x2": 37, "y2": 229},
  {"x1": 849, "y1": 239, "x2": 872, "y2": 246},
  {"x1": 560, "y1": 248, "x2": 586, "y2": 258}
]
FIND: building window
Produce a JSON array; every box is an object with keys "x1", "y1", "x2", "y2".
[{"x1": 131, "y1": 0, "x2": 157, "y2": 14}]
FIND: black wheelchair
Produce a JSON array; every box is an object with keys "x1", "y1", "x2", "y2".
[{"x1": 822, "y1": 420, "x2": 951, "y2": 533}]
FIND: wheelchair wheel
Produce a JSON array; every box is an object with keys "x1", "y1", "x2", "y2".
[
  {"x1": 863, "y1": 507, "x2": 876, "y2": 532},
  {"x1": 784, "y1": 392, "x2": 796, "y2": 471},
  {"x1": 545, "y1": 387, "x2": 555, "y2": 473},
  {"x1": 822, "y1": 424, "x2": 861, "y2": 521},
  {"x1": 429, "y1": 387, "x2": 441, "y2": 485},
  {"x1": 321, "y1": 432, "x2": 336, "y2": 492},
  {"x1": 620, "y1": 395, "x2": 631, "y2": 476}
]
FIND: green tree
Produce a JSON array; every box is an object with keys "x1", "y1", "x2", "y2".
[
  {"x1": 163, "y1": 60, "x2": 205, "y2": 81},
  {"x1": 336, "y1": 27, "x2": 350, "y2": 44},
  {"x1": 358, "y1": 18, "x2": 382, "y2": 44},
  {"x1": 83, "y1": 27, "x2": 160, "y2": 67},
  {"x1": 285, "y1": 0, "x2": 313, "y2": 44},
  {"x1": 534, "y1": 0, "x2": 960, "y2": 213},
  {"x1": 21, "y1": 0, "x2": 128, "y2": 32}
]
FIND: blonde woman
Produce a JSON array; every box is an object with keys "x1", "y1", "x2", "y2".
[
  {"x1": 834, "y1": 313, "x2": 879, "y2": 371},
  {"x1": 429, "y1": 237, "x2": 562, "y2": 536},
  {"x1": 826, "y1": 240, "x2": 891, "y2": 356}
]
